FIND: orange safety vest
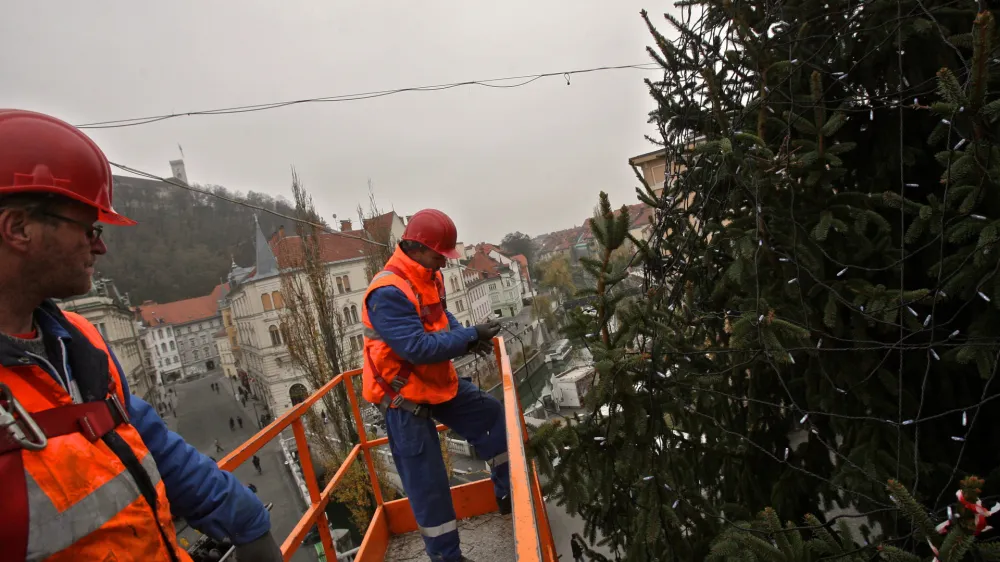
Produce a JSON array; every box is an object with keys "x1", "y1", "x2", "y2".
[
  {"x1": 0, "y1": 309, "x2": 191, "y2": 562},
  {"x1": 361, "y1": 247, "x2": 458, "y2": 406}
]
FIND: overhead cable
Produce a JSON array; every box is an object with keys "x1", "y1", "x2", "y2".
[{"x1": 78, "y1": 63, "x2": 660, "y2": 129}]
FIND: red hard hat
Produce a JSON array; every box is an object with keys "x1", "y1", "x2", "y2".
[
  {"x1": 401, "y1": 209, "x2": 461, "y2": 259},
  {"x1": 0, "y1": 109, "x2": 135, "y2": 226}
]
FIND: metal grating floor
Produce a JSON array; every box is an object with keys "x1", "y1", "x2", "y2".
[{"x1": 384, "y1": 512, "x2": 514, "y2": 561}]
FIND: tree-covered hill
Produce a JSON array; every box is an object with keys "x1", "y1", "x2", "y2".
[{"x1": 98, "y1": 176, "x2": 298, "y2": 303}]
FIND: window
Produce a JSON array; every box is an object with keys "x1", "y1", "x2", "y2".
[
  {"x1": 182, "y1": 352, "x2": 188, "y2": 362},
  {"x1": 166, "y1": 327, "x2": 172, "y2": 335},
  {"x1": 157, "y1": 329, "x2": 163, "y2": 340},
  {"x1": 350, "y1": 305, "x2": 359, "y2": 324},
  {"x1": 489, "y1": 283, "x2": 496, "y2": 290},
  {"x1": 349, "y1": 334, "x2": 363, "y2": 352},
  {"x1": 189, "y1": 338, "x2": 195, "y2": 348},
  {"x1": 269, "y1": 325, "x2": 281, "y2": 346},
  {"x1": 343, "y1": 275, "x2": 351, "y2": 292},
  {"x1": 140, "y1": 340, "x2": 146, "y2": 349},
  {"x1": 343, "y1": 306, "x2": 351, "y2": 323},
  {"x1": 457, "y1": 300, "x2": 465, "y2": 312},
  {"x1": 158, "y1": 343, "x2": 164, "y2": 353},
  {"x1": 97, "y1": 323, "x2": 107, "y2": 338},
  {"x1": 203, "y1": 346, "x2": 209, "y2": 356},
  {"x1": 261, "y1": 293, "x2": 273, "y2": 311},
  {"x1": 272, "y1": 291, "x2": 284, "y2": 309},
  {"x1": 193, "y1": 350, "x2": 200, "y2": 360},
  {"x1": 494, "y1": 309, "x2": 502, "y2": 317},
  {"x1": 465, "y1": 321, "x2": 470, "y2": 327},
  {"x1": 200, "y1": 334, "x2": 207, "y2": 344},
  {"x1": 169, "y1": 341, "x2": 175, "y2": 350},
  {"x1": 336, "y1": 277, "x2": 345, "y2": 294}
]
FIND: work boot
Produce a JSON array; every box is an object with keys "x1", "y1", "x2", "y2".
[{"x1": 497, "y1": 494, "x2": 512, "y2": 515}]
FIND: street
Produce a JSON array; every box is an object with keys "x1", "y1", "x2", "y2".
[{"x1": 165, "y1": 371, "x2": 317, "y2": 562}]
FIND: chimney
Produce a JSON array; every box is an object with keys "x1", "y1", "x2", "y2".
[
  {"x1": 406, "y1": 215, "x2": 414, "y2": 225},
  {"x1": 278, "y1": 225, "x2": 285, "y2": 239},
  {"x1": 340, "y1": 219, "x2": 353, "y2": 232}
]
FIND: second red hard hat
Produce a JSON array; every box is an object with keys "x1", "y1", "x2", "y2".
[{"x1": 401, "y1": 209, "x2": 461, "y2": 259}]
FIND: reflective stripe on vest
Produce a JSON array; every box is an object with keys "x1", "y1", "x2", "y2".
[
  {"x1": 26, "y1": 453, "x2": 161, "y2": 560},
  {"x1": 419, "y1": 519, "x2": 458, "y2": 538}
]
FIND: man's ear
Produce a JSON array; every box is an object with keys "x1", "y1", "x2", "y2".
[{"x1": 0, "y1": 209, "x2": 36, "y2": 251}]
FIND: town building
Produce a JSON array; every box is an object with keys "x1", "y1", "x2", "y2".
[
  {"x1": 59, "y1": 277, "x2": 154, "y2": 400},
  {"x1": 140, "y1": 324, "x2": 182, "y2": 384},
  {"x1": 462, "y1": 248, "x2": 526, "y2": 319},
  {"x1": 137, "y1": 284, "x2": 226, "y2": 382},
  {"x1": 628, "y1": 148, "x2": 668, "y2": 199}
]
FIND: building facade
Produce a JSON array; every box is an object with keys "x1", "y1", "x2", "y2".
[
  {"x1": 140, "y1": 324, "x2": 182, "y2": 384},
  {"x1": 137, "y1": 284, "x2": 226, "y2": 382},
  {"x1": 462, "y1": 248, "x2": 525, "y2": 319},
  {"x1": 59, "y1": 277, "x2": 154, "y2": 399}
]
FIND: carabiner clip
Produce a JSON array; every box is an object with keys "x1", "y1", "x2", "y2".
[{"x1": 0, "y1": 383, "x2": 47, "y2": 451}]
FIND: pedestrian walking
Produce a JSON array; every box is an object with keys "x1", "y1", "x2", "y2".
[
  {"x1": 229, "y1": 417, "x2": 235, "y2": 431},
  {"x1": 252, "y1": 455, "x2": 262, "y2": 474},
  {"x1": 571, "y1": 533, "x2": 584, "y2": 562},
  {"x1": 237, "y1": 416, "x2": 243, "y2": 429},
  {"x1": 214, "y1": 439, "x2": 224, "y2": 453}
]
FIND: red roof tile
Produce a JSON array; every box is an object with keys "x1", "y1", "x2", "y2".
[
  {"x1": 268, "y1": 232, "x2": 369, "y2": 269},
  {"x1": 466, "y1": 250, "x2": 501, "y2": 279},
  {"x1": 362, "y1": 212, "x2": 398, "y2": 237},
  {"x1": 139, "y1": 284, "x2": 227, "y2": 326}
]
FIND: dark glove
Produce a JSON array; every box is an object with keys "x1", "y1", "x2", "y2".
[
  {"x1": 470, "y1": 340, "x2": 494, "y2": 357},
  {"x1": 474, "y1": 320, "x2": 501, "y2": 341},
  {"x1": 234, "y1": 532, "x2": 283, "y2": 562}
]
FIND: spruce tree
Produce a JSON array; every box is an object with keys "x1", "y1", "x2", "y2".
[{"x1": 528, "y1": 2, "x2": 1000, "y2": 560}]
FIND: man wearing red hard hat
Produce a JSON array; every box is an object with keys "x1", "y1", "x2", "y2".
[
  {"x1": 361, "y1": 209, "x2": 507, "y2": 562},
  {"x1": 0, "y1": 110, "x2": 282, "y2": 562}
]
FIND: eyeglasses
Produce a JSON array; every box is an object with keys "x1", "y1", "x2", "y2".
[{"x1": 37, "y1": 212, "x2": 104, "y2": 242}]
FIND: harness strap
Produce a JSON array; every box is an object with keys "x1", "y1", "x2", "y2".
[
  {"x1": 0, "y1": 396, "x2": 129, "y2": 455},
  {"x1": 383, "y1": 264, "x2": 447, "y2": 322},
  {"x1": 0, "y1": 452, "x2": 28, "y2": 562},
  {"x1": 0, "y1": 392, "x2": 130, "y2": 562}
]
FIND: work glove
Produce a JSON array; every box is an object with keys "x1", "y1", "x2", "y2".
[
  {"x1": 474, "y1": 320, "x2": 501, "y2": 341},
  {"x1": 234, "y1": 532, "x2": 283, "y2": 562},
  {"x1": 469, "y1": 320, "x2": 501, "y2": 357}
]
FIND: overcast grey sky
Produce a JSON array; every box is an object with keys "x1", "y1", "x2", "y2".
[{"x1": 2, "y1": 2, "x2": 671, "y2": 244}]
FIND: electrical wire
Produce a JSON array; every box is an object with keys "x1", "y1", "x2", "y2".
[{"x1": 77, "y1": 63, "x2": 661, "y2": 130}]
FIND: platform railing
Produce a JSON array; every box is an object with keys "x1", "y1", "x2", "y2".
[{"x1": 217, "y1": 336, "x2": 556, "y2": 561}]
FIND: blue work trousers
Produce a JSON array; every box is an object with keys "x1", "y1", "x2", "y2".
[{"x1": 384, "y1": 378, "x2": 511, "y2": 562}]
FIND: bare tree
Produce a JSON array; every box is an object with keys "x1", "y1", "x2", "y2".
[
  {"x1": 278, "y1": 170, "x2": 355, "y2": 448},
  {"x1": 356, "y1": 179, "x2": 395, "y2": 283},
  {"x1": 278, "y1": 171, "x2": 398, "y2": 532}
]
